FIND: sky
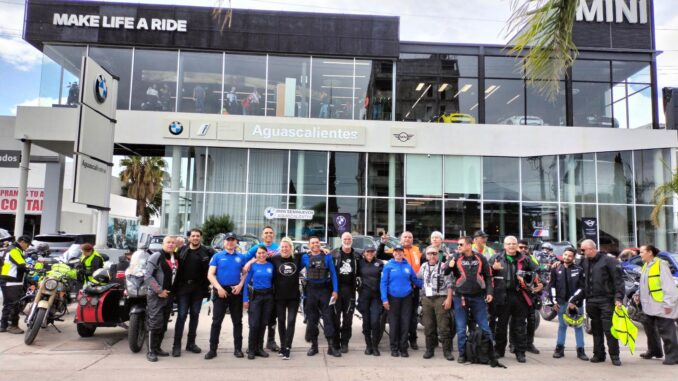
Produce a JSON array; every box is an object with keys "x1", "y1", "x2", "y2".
[{"x1": 1, "y1": 0, "x2": 677, "y2": 121}]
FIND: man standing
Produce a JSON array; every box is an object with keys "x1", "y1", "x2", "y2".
[
  {"x1": 301, "y1": 236, "x2": 341, "y2": 357},
  {"x1": 418, "y1": 246, "x2": 454, "y2": 360},
  {"x1": 143, "y1": 236, "x2": 177, "y2": 362},
  {"x1": 330, "y1": 232, "x2": 359, "y2": 353},
  {"x1": 0, "y1": 235, "x2": 31, "y2": 334},
  {"x1": 571, "y1": 239, "x2": 624, "y2": 366},
  {"x1": 472, "y1": 230, "x2": 495, "y2": 259},
  {"x1": 490, "y1": 236, "x2": 539, "y2": 363},
  {"x1": 205, "y1": 232, "x2": 251, "y2": 360},
  {"x1": 79, "y1": 243, "x2": 104, "y2": 284},
  {"x1": 517, "y1": 239, "x2": 543, "y2": 355},
  {"x1": 247, "y1": 226, "x2": 280, "y2": 352},
  {"x1": 172, "y1": 228, "x2": 214, "y2": 357}
]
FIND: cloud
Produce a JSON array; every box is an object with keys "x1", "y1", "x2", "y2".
[
  {"x1": 0, "y1": 1, "x2": 42, "y2": 71},
  {"x1": 9, "y1": 96, "x2": 60, "y2": 115}
]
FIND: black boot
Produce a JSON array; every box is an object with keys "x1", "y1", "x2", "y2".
[
  {"x1": 409, "y1": 338, "x2": 419, "y2": 350},
  {"x1": 423, "y1": 337, "x2": 434, "y2": 359},
  {"x1": 307, "y1": 339, "x2": 319, "y2": 356},
  {"x1": 186, "y1": 342, "x2": 202, "y2": 354},
  {"x1": 553, "y1": 345, "x2": 565, "y2": 358},
  {"x1": 372, "y1": 336, "x2": 381, "y2": 356},
  {"x1": 576, "y1": 347, "x2": 589, "y2": 361},
  {"x1": 147, "y1": 332, "x2": 158, "y2": 362},
  {"x1": 364, "y1": 335, "x2": 373, "y2": 355},
  {"x1": 442, "y1": 338, "x2": 454, "y2": 361},
  {"x1": 327, "y1": 338, "x2": 342, "y2": 357},
  {"x1": 155, "y1": 331, "x2": 169, "y2": 357},
  {"x1": 234, "y1": 337, "x2": 244, "y2": 358}
]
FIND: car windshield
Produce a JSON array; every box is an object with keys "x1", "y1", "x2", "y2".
[{"x1": 150, "y1": 236, "x2": 164, "y2": 244}]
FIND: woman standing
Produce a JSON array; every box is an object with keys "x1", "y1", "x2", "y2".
[
  {"x1": 638, "y1": 244, "x2": 678, "y2": 365},
  {"x1": 380, "y1": 245, "x2": 423, "y2": 358},
  {"x1": 357, "y1": 244, "x2": 384, "y2": 356},
  {"x1": 270, "y1": 237, "x2": 302, "y2": 360},
  {"x1": 243, "y1": 246, "x2": 275, "y2": 359}
]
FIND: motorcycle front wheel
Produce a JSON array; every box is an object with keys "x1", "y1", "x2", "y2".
[
  {"x1": 76, "y1": 323, "x2": 97, "y2": 337},
  {"x1": 24, "y1": 307, "x2": 47, "y2": 345},
  {"x1": 128, "y1": 313, "x2": 146, "y2": 353}
]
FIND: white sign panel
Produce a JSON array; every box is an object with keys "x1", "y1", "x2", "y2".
[
  {"x1": 189, "y1": 121, "x2": 218, "y2": 140},
  {"x1": 77, "y1": 105, "x2": 115, "y2": 161},
  {"x1": 73, "y1": 154, "x2": 111, "y2": 209},
  {"x1": 390, "y1": 127, "x2": 417, "y2": 147},
  {"x1": 244, "y1": 123, "x2": 365, "y2": 145},
  {"x1": 575, "y1": 0, "x2": 647, "y2": 24},
  {"x1": 80, "y1": 56, "x2": 118, "y2": 121},
  {"x1": 264, "y1": 207, "x2": 314, "y2": 220}
]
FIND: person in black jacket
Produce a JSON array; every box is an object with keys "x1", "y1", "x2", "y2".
[
  {"x1": 330, "y1": 232, "x2": 360, "y2": 353},
  {"x1": 489, "y1": 235, "x2": 539, "y2": 363},
  {"x1": 356, "y1": 244, "x2": 384, "y2": 356},
  {"x1": 271, "y1": 237, "x2": 302, "y2": 360},
  {"x1": 549, "y1": 247, "x2": 588, "y2": 361},
  {"x1": 570, "y1": 239, "x2": 625, "y2": 366},
  {"x1": 172, "y1": 228, "x2": 214, "y2": 357}
]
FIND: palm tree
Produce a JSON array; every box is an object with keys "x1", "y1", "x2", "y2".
[
  {"x1": 651, "y1": 172, "x2": 678, "y2": 227},
  {"x1": 119, "y1": 156, "x2": 167, "y2": 225}
]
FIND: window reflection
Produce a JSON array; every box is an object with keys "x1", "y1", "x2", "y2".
[
  {"x1": 559, "y1": 153, "x2": 596, "y2": 203},
  {"x1": 311, "y1": 58, "x2": 355, "y2": 119},
  {"x1": 131, "y1": 49, "x2": 178, "y2": 112},
  {"x1": 483, "y1": 157, "x2": 519, "y2": 201},
  {"x1": 483, "y1": 202, "x2": 520, "y2": 245},
  {"x1": 368, "y1": 153, "x2": 404, "y2": 197},
  {"x1": 406, "y1": 199, "x2": 442, "y2": 245},
  {"x1": 526, "y1": 82, "x2": 566, "y2": 126},
  {"x1": 522, "y1": 203, "x2": 559, "y2": 244},
  {"x1": 177, "y1": 51, "x2": 223, "y2": 113},
  {"x1": 596, "y1": 151, "x2": 633, "y2": 204},
  {"x1": 406, "y1": 154, "x2": 442, "y2": 197},
  {"x1": 634, "y1": 149, "x2": 670, "y2": 204},
  {"x1": 39, "y1": 45, "x2": 86, "y2": 107},
  {"x1": 287, "y1": 195, "x2": 327, "y2": 241},
  {"x1": 223, "y1": 54, "x2": 266, "y2": 116},
  {"x1": 572, "y1": 82, "x2": 614, "y2": 127},
  {"x1": 485, "y1": 79, "x2": 525, "y2": 125},
  {"x1": 521, "y1": 156, "x2": 558, "y2": 202},
  {"x1": 561, "y1": 203, "x2": 596, "y2": 245},
  {"x1": 328, "y1": 152, "x2": 365, "y2": 196},
  {"x1": 445, "y1": 201, "x2": 481, "y2": 239},
  {"x1": 367, "y1": 198, "x2": 403, "y2": 237},
  {"x1": 289, "y1": 150, "x2": 328, "y2": 195},
  {"x1": 598, "y1": 204, "x2": 634, "y2": 255},
  {"x1": 88, "y1": 47, "x2": 132, "y2": 110},
  {"x1": 267, "y1": 56, "x2": 310, "y2": 117},
  {"x1": 366, "y1": 61, "x2": 393, "y2": 120}
]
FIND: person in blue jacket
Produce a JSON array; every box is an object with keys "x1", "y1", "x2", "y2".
[
  {"x1": 243, "y1": 245, "x2": 275, "y2": 359},
  {"x1": 380, "y1": 244, "x2": 423, "y2": 358},
  {"x1": 301, "y1": 236, "x2": 341, "y2": 357}
]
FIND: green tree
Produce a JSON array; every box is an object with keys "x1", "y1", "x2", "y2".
[
  {"x1": 119, "y1": 156, "x2": 166, "y2": 225},
  {"x1": 201, "y1": 214, "x2": 235, "y2": 244},
  {"x1": 651, "y1": 171, "x2": 678, "y2": 227}
]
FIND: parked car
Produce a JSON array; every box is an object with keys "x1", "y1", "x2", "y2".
[
  {"x1": 442, "y1": 239, "x2": 459, "y2": 253},
  {"x1": 140, "y1": 234, "x2": 165, "y2": 253},
  {"x1": 500, "y1": 115, "x2": 545, "y2": 126},
  {"x1": 351, "y1": 235, "x2": 379, "y2": 252},
  {"x1": 0, "y1": 228, "x2": 12, "y2": 245},
  {"x1": 585, "y1": 115, "x2": 619, "y2": 128},
  {"x1": 621, "y1": 251, "x2": 678, "y2": 278},
  {"x1": 436, "y1": 113, "x2": 476, "y2": 124},
  {"x1": 31, "y1": 233, "x2": 96, "y2": 258},
  {"x1": 293, "y1": 240, "x2": 329, "y2": 255}
]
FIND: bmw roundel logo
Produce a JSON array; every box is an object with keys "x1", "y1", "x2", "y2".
[
  {"x1": 94, "y1": 74, "x2": 108, "y2": 104},
  {"x1": 169, "y1": 121, "x2": 184, "y2": 135}
]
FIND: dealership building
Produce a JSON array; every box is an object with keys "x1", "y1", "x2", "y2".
[{"x1": 10, "y1": 0, "x2": 677, "y2": 253}]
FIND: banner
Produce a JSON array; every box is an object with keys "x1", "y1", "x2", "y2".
[
  {"x1": 582, "y1": 217, "x2": 598, "y2": 242},
  {"x1": 0, "y1": 188, "x2": 44, "y2": 214}
]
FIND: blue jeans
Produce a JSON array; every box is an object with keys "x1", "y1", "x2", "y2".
[
  {"x1": 454, "y1": 294, "x2": 493, "y2": 356},
  {"x1": 557, "y1": 305, "x2": 585, "y2": 348}
]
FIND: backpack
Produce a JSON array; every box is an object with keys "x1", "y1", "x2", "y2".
[{"x1": 465, "y1": 328, "x2": 506, "y2": 368}]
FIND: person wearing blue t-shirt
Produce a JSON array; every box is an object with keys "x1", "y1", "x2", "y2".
[
  {"x1": 246, "y1": 226, "x2": 280, "y2": 352},
  {"x1": 204, "y1": 232, "x2": 254, "y2": 360},
  {"x1": 243, "y1": 245, "x2": 275, "y2": 359},
  {"x1": 380, "y1": 245, "x2": 423, "y2": 358},
  {"x1": 301, "y1": 236, "x2": 341, "y2": 357}
]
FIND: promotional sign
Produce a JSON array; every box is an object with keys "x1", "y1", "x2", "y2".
[
  {"x1": 264, "y1": 207, "x2": 314, "y2": 220},
  {"x1": 79, "y1": 56, "x2": 118, "y2": 121},
  {"x1": 582, "y1": 217, "x2": 598, "y2": 242},
  {"x1": 0, "y1": 150, "x2": 21, "y2": 168},
  {"x1": 77, "y1": 105, "x2": 115, "y2": 161},
  {"x1": 73, "y1": 154, "x2": 111, "y2": 209},
  {"x1": 390, "y1": 127, "x2": 417, "y2": 147},
  {"x1": 332, "y1": 213, "x2": 352, "y2": 235},
  {"x1": 0, "y1": 188, "x2": 43, "y2": 214},
  {"x1": 108, "y1": 217, "x2": 139, "y2": 249},
  {"x1": 244, "y1": 123, "x2": 365, "y2": 145}
]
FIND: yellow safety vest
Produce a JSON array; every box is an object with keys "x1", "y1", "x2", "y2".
[
  {"x1": 611, "y1": 305, "x2": 638, "y2": 355},
  {"x1": 1, "y1": 247, "x2": 26, "y2": 283},
  {"x1": 80, "y1": 250, "x2": 104, "y2": 282},
  {"x1": 642, "y1": 260, "x2": 664, "y2": 303}
]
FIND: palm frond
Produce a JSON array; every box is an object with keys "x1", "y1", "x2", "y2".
[{"x1": 651, "y1": 173, "x2": 678, "y2": 227}]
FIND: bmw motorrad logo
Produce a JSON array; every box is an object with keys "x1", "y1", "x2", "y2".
[
  {"x1": 94, "y1": 75, "x2": 108, "y2": 103},
  {"x1": 335, "y1": 215, "x2": 346, "y2": 227},
  {"x1": 169, "y1": 121, "x2": 184, "y2": 135}
]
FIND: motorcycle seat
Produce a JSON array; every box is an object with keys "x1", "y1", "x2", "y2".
[{"x1": 83, "y1": 283, "x2": 122, "y2": 295}]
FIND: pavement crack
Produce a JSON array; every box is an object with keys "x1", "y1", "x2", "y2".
[{"x1": 78, "y1": 353, "x2": 110, "y2": 371}]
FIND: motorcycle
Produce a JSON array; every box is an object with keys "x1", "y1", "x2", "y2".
[
  {"x1": 74, "y1": 270, "x2": 130, "y2": 338},
  {"x1": 535, "y1": 251, "x2": 558, "y2": 321},
  {"x1": 23, "y1": 258, "x2": 79, "y2": 345},
  {"x1": 125, "y1": 249, "x2": 151, "y2": 353}
]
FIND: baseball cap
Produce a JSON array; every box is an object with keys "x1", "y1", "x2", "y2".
[
  {"x1": 17, "y1": 235, "x2": 31, "y2": 243},
  {"x1": 364, "y1": 244, "x2": 376, "y2": 252},
  {"x1": 394, "y1": 244, "x2": 404, "y2": 251},
  {"x1": 473, "y1": 230, "x2": 488, "y2": 238},
  {"x1": 224, "y1": 232, "x2": 238, "y2": 240}
]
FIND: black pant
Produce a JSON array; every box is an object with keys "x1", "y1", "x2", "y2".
[
  {"x1": 173, "y1": 284, "x2": 204, "y2": 347},
  {"x1": 304, "y1": 283, "x2": 335, "y2": 341},
  {"x1": 332, "y1": 284, "x2": 356, "y2": 346},
  {"x1": 209, "y1": 291, "x2": 243, "y2": 351},
  {"x1": 495, "y1": 290, "x2": 529, "y2": 354},
  {"x1": 409, "y1": 288, "x2": 419, "y2": 343},
  {"x1": 248, "y1": 292, "x2": 273, "y2": 351},
  {"x1": 276, "y1": 298, "x2": 300, "y2": 350},
  {"x1": 0, "y1": 284, "x2": 22, "y2": 328},
  {"x1": 642, "y1": 315, "x2": 678, "y2": 362},
  {"x1": 358, "y1": 289, "x2": 382, "y2": 345},
  {"x1": 586, "y1": 300, "x2": 619, "y2": 358},
  {"x1": 387, "y1": 294, "x2": 413, "y2": 352},
  {"x1": 146, "y1": 292, "x2": 172, "y2": 333},
  {"x1": 510, "y1": 304, "x2": 536, "y2": 347},
  {"x1": 267, "y1": 302, "x2": 277, "y2": 343}
]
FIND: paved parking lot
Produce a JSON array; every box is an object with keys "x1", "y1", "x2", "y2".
[{"x1": 0, "y1": 302, "x2": 676, "y2": 381}]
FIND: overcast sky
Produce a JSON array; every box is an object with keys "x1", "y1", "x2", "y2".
[{"x1": 1, "y1": 0, "x2": 677, "y2": 121}]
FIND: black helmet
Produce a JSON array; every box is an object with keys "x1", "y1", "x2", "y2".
[{"x1": 92, "y1": 268, "x2": 110, "y2": 284}]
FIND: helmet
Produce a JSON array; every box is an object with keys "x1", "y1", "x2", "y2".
[
  {"x1": 36, "y1": 243, "x2": 50, "y2": 256},
  {"x1": 563, "y1": 307, "x2": 585, "y2": 328},
  {"x1": 542, "y1": 242, "x2": 554, "y2": 251},
  {"x1": 92, "y1": 268, "x2": 110, "y2": 284}
]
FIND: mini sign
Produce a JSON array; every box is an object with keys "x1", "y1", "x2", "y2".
[
  {"x1": 264, "y1": 207, "x2": 314, "y2": 220},
  {"x1": 576, "y1": 0, "x2": 648, "y2": 24}
]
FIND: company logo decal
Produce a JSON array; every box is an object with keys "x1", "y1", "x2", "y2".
[
  {"x1": 94, "y1": 75, "x2": 108, "y2": 103},
  {"x1": 169, "y1": 121, "x2": 184, "y2": 135}
]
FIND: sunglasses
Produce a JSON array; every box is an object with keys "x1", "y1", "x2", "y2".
[{"x1": 518, "y1": 246, "x2": 527, "y2": 249}]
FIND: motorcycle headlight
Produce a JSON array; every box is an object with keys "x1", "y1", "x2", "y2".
[{"x1": 44, "y1": 278, "x2": 58, "y2": 291}]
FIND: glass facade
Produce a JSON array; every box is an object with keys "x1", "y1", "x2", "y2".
[{"x1": 159, "y1": 147, "x2": 674, "y2": 254}]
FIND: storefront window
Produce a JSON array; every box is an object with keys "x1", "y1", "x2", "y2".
[
  {"x1": 205, "y1": 148, "x2": 247, "y2": 193},
  {"x1": 247, "y1": 194, "x2": 287, "y2": 239},
  {"x1": 572, "y1": 60, "x2": 610, "y2": 82},
  {"x1": 248, "y1": 149, "x2": 288, "y2": 194},
  {"x1": 368, "y1": 153, "x2": 404, "y2": 197},
  {"x1": 526, "y1": 82, "x2": 566, "y2": 126},
  {"x1": 521, "y1": 156, "x2": 558, "y2": 202},
  {"x1": 88, "y1": 47, "x2": 132, "y2": 110},
  {"x1": 444, "y1": 201, "x2": 481, "y2": 239},
  {"x1": 406, "y1": 154, "x2": 443, "y2": 197},
  {"x1": 365, "y1": 60, "x2": 393, "y2": 121},
  {"x1": 598, "y1": 204, "x2": 634, "y2": 255},
  {"x1": 39, "y1": 45, "x2": 86, "y2": 107},
  {"x1": 522, "y1": 203, "x2": 559, "y2": 244},
  {"x1": 267, "y1": 56, "x2": 310, "y2": 117},
  {"x1": 177, "y1": 51, "x2": 223, "y2": 113},
  {"x1": 483, "y1": 157, "x2": 519, "y2": 201},
  {"x1": 634, "y1": 149, "x2": 670, "y2": 204},
  {"x1": 164, "y1": 146, "x2": 205, "y2": 192},
  {"x1": 484, "y1": 79, "x2": 525, "y2": 125},
  {"x1": 483, "y1": 202, "x2": 520, "y2": 245},
  {"x1": 354, "y1": 60, "x2": 374, "y2": 120},
  {"x1": 131, "y1": 49, "x2": 178, "y2": 112},
  {"x1": 204, "y1": 193, "x2": 246, "y2": 233},
  {"x1": 612, "y1": 61, "x2": 651, "y2": 83},
  {"x1": 328, "y1": 152, "x2": 365, "y2": 196},
  {"x1": 327, "y1": 197, "x2": 366, "y2": 245},
  {"x1": 287, "y1": 195, "x2": 326, "y2": 241},
  {"x1": 625, "y1": 84, "x2": 652, "y2": 129},
  {"x1": 572, "y1": 82, "x2": 613, "y2": 127},
  {"x1": 596, "y1": 151, "x2": 633, "y2": 204},
  {"x1": 637, "y1": 206, "x2": 674, "y2": 252},
  {"x1": 311, "y1": 58, "x2": 354, "y2": 119},
  {"x1": 162, "y1": 191, "x2": 204, "y2": 235},
  {"x1": 559, "y1": 153, "x2": 596, "y2": 203},
  {"x1": 289, "y1": 150, "x2": 328, "y2": 195},
  {"x1": 484, "y1": 56, "x2": 522, "y2": 78},
  {"x1": 444, "y1": 156, "x2": 481, "y2": 199},
  {"x1": 406, "y1": 199, "x2": 443, "y2": 245},
  {"x1": 560, "y1": 203, "x2": 596, "y2": 246},
  {"x1": 367, "y1": 198, "x2": 403, "y2": 237},
  {"x1": 223, "y1": 54, "x2": 266, "y2": 116}
]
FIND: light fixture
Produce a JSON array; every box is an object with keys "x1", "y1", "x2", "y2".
[
  {"x1": 506, "y1": 94, "x2": 521, "y2": 104},
  {"x1": 469, "y1": 103, "x2": 478, "y2": 111},
  {"x1": 438, "y1": 83, "x2": 449, "y2": 92},
  {"x1": 322, "y1": 74, "x2": 366, "y2": 78},
  {"x1": 454, "y1": 83, "x2": 472, "y2": 98},
  {"x1": 485, "y1": 85, "x2": 497, "y2": 94},
  {"x1": 484, "y1": 85, "x2": 501, "y2": 99},
  {"x1": 416, "y1": 82, "x2": 425, "y2": 91}
]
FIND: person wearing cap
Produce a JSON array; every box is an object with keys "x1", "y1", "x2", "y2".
[
  {"x1": 243, "y1": 245, "x2": 275, "y2": 359},
  {"x1": 418, "y1": 245, "x2": 454, "y2": 360},
  {"x1": 330, "y1": 232, "x2": 360, "y2": 353},
  {"x1": 381, "y1": 244, "x2": 423, "y2": 357},
  {"x1": 0, "y1": 235, "x2": 31, "y2": 334},
  {"x1": 205, "y1": 232, "x2": 254, "y2": 360},
  {"x1": 472, "y1": 230, "x2": 495, "y2": 259},
  {"x1": 78, "y1": 243, "x2": 105, "y2": 284},
  {"x1": 356, "y1": 243, "x2": 384, "y2": 356}
]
